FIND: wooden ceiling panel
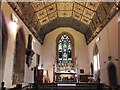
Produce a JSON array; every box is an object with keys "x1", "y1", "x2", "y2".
[
  {"x1": 36, "y1": 9, "x2": 47, "y2": 19},
  {"x1": 31, "y1": 21, "x2": 37, "y2": 29},
  {"x1": 44, "y1": 2, "x2": 55, "y2": 6},
  {"x1": 17, "y1": 2, "x2": 24, "y2": 9},
  {"x1": 30, "y1": 2, "x2": 45, "y2": 12},
  {"x1": 97, "y1": 3, "x2": 107, "y2": 22},
  {"x1": 57, "y1": 2, "x2": 73, "y2": 10},
  {"x1": 46, "y1": 3, "x2": 56, "y2": 15},
  {"x1": 31, "y1": 14, "x2": 39, "y2": 29},
  {"x1": 102, "y1": 2, "x2": 115, "y2": 14},
  {"x1": 35, "y1": 20, "x2": 42, "y2": 31},
  {"x1": 73, "y1": 3, "x2": 84, "y2": 14},
  {"x1": 107, "y1": 5, "x2": 118, "y2": 19},
  {"x1": 9, "y1": 2, "x2": 118, "y2": 44},
  {"x1": 81, "y1": 16, "x2": 91, "y2": 25},
  {"x1": 58, "y1": 11, "x2": 72, "y2": 17},
  {"x1": 39, "y1": 17, "x2": 49, "y2": 25},
  {"x1": 17, "y1": 3, "x2": 27, "y2": 15},
  {"x1": 89, "y1": 21, "x2": 95, "y2": 34},
  {"x1": 83, "y1": 8, "x2": 95, "y2": 19},
  {"x1": 72, "y1": 11, "x2": 82, "y2": 20},
  {"x1": 92, "y1": 13, "x2": 100, "y2": 29},
  {"x1": 19, "y1": 3, "x2": 34, "y2": 22},
  {"x1": 48, "y1": 12, "x2": 57, "y2": 21},
  {"x1": 76, "y1": 2, "x2": 86, "y2": 6},
  {"x1": 86, "y1": 2, "x2": 99, "y2": 11}
]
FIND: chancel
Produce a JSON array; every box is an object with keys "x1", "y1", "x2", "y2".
[{"x1": 1, "y1": 1, "x2": 120, "y2": 90}]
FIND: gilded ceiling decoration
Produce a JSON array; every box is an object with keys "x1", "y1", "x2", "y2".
[{"x1": 8, "y1": 1, "x2": 119, "y2": 44}]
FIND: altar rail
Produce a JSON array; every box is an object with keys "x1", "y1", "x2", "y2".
[{"x1": 5, "y1": 83, "x2": 120, "y2": 90}]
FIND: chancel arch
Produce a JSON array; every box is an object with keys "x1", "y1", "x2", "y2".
[{"x1": 12, "y1": 26, "x2": 26, "y2": 84}]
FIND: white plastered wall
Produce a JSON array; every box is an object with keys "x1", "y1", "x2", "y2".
[
  {"x1": 88, "y1": 12, "x2": 118, "y2": 85},
  {"x1": 41, "y1": 27, "x2": 89, "y2": 82},
  {"x1": 2, "y1": 2, "x2": 42, "y2": 88},
  {"x1": 118, "y1": 10, "x2": 120, "y2": 85}
]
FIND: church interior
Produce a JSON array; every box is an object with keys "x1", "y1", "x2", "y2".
[{"x1": 0, "y1": 1, "x2": 120, "y2": 90}]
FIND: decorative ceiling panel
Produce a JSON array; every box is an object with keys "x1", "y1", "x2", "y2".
[
  {"x1": 35, "y1": 20, "x2": 41, "y2": 31},
  {"x1": 73, "y1": 11, "x2": 82, "y2": 20},
  {"x1": 45, "y1": 2, "x2": 55, "y2": 6},
  {"x1": 107, "y1": 4, "x2": 118, "y2": 19},
  {"x1": 86, "y1": 2, "x2": 99, "y2": 11},
  {"x1": 102, "y1": 2, "x2": 115, "y2": 14},
  {"x1": 97, "y1": 3, "x2": 107, "y2": 22},
  {"x1": 48, "y1": 12, "x2": 57, "y2": 21},
  {"x1": 39, "y1": 17, "x2": 49, "y2": 25},
  {"x1": 30, "y1": 2, "x2": 45, "y2": 12},
  {"x1": 81, "y1": 16, "x2": 91, "y2": 25},
  {"x1": 92, "y1": 13, "x2": 100, "y2": 29},
  {"x1": 46, "y1": 3, "x2": 56, "y2": 14},
  {"x1": 57, "y1": 2, "x2": 73, "y2": 10},
  {"x1": 8, "y1": 2, "x2": 119, "y2": 44},
  {"x1": 24, "y1": 4, "x2": 34, "y2": 22},
  {"x1": 19, "y1": 3, "x2": 34, "y2": 23},
  {"x1": 17, "y1": 3, "x2": 27, "y2": 15},
  {"x1": 76, "y1": 2, "x2": 86, "y2": 6},
  {"x1": 83, "y1": 8, "x2": 95, "y2": 19},
  {"x1": 73, "y1": 3, "x2": 84, "y2": 14},
  {"x1": 31, "y1": 14, "x2": 39, "y2": 29},
  {"x1": 89, "y1": 21, "x2": 95, "y2": 34},
  {"x1": 100, "y1": 16, "x2": 108, "y2": 28},
  {"x1": 17, "y1": 3, "x2": 24, "y2": 10},
  {"x1": 36, "y1": 9, "x2": 47, "y2": 19},
  {"x1": 58, "y1": 11, "x2": 72, "y2": 17}
]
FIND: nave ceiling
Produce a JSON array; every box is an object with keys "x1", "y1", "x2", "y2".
[{"x1": 8, "y1": 1, "x2": 120, "y2": 44}]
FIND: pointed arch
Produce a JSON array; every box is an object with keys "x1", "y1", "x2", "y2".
[
  {"x1": 12, "y1": 26, "x2": 26, "y2": 84},
  {"x1": 93, "y1": 43, "x2": 100, "y2": 80},
  {"x1": 93, "y1": 43, "x2": 99, "y2": 56},
  {"x1": 56, "y1": 32, "x2": 75, "y2": 72},
  {"x1": 107, "y1": 62, "x2": 117, "y2": 87},
  {"x1": 56, "y1": 32, "x2": 74, "y2": 46}
]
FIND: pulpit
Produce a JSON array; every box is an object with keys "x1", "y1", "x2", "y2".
[{"x1": 34, "y1": 67, "x2": 50, "y2": 83}]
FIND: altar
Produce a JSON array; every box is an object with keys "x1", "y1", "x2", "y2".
[{"x1": 54, "y1": 71, "x2": 77, "y2": 83}]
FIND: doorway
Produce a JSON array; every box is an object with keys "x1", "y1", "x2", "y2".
[{"x1": 108, "y1": 63, "x2": 117, "y2": 87}]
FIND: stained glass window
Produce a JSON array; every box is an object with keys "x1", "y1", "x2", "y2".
[{"x1": 58, "y1": 34, "x2": 72, "y2": 63}]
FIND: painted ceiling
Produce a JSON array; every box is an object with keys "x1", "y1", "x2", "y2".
[{"x1": 8, "y1": 1, "x2": 119, "y2": 44}]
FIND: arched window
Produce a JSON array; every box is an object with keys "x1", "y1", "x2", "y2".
[
  {"x1": 93, "y1": 44, "x2": 100, "y2": 80},
  {"x1": 56, "y1": 32, "x2": 75, "y2": 72},
  {"x1": 58, "y1": 34, "x2": 72, "y2": 62}
]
